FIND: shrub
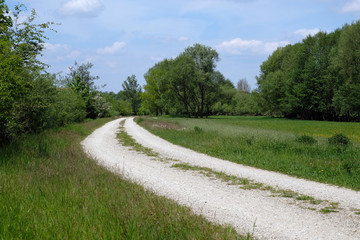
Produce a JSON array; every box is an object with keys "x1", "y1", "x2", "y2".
[
  {"x1": 136, "y1": 118, "x2": 144, "y2": 124},
  {"x1": 328, "y1": 133, "x2": 351, "y2": 147},
  {"x1": 194, "y1": 126, "x2": 203, "y2": 133},
  {"x1": 295, "y1": 135, "x2": 317, "y2": 145}
]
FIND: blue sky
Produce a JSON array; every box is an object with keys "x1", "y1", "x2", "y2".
[{"x1": 8, "y1": 0, "x2": 360, "y2": 92}]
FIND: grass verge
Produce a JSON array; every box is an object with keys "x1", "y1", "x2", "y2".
[{"x1": 0, "y1": 118, "x2": 249, "y2": 239}]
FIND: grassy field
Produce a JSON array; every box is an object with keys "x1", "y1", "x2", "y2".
[
  {"x1": 138, "y1": 116, "x2": 360, "y2": 190},
  {"x1": 0, "y1": 118, "x2": 247, "y2": 239}
]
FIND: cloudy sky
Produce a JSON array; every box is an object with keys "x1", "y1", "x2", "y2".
[{"x1": 8, "y1": 0, "x2": 360, "y2": 92}]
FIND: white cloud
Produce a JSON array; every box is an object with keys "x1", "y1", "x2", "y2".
[
  {"x1": 58, "y1": 0, "x2": 104, "y2": 17},
  {"x1": 43, "y1": 43, "x2": 70, "y2": 51},
  {"x1": 178, "y1": 36, "x2": 189, "y2": 41},
  {"x1": 294, "y1": 28, "x2": 321, "y2": 37},
  {"x1": 67, "y1": 50, "x2": 82, "y2": 59},
  {"x1": 342, "y1": 0, "x2": 360, "y2": 12},
  {"x1": 96, "y1": 41, "x2": 126, "y2": 55},
  {"x1": 217, "y1": 38, "x2": 289, "y2": 55},
  {"x1": 151, "y1": 56, "x2": 165, "y2": 62}
]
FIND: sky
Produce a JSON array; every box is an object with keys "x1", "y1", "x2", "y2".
[{"x1": 7, "y1": 0, "x2": 360, "y2": 92}]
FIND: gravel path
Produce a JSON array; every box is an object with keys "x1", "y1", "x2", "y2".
[{"x1": 82, "y1": 117, "x2": 360, "y2": 239}]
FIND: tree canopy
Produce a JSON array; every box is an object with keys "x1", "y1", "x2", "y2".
[
  {"x1": 142, "y1": 44, "x2": 231, "y2": 118},
  {"x1": 256, "y1": 21, "x2": 360, "y2": 121}
]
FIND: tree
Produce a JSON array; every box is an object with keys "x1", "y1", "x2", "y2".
[
  {"x1": 333, "y1": 21, "x2": 360, "y2": 120},
  {"x1": 142, "y1": 44, "x2": 227, "y2": 118},
  {"x1": 142, "y1": 60, "x2": 172, "y2": 116},
  {"x1": 0, "y1": 2, "x2": 56, "y2": 142},
  {"x1": 256, "y1": 22, "x2": 360, "y2": 121},
  {"x1": 119, "y1": 75, "x2": 142, "y2": 115},
  {"x1": 183, "y1": 44, "x2": 220, "y2": 118},
  {"x1": 237, "y1": 78, "x2": 251, "y2": 93},
  {"x1": 64, "y1": 62, "x2": 100, "y2": 118}
]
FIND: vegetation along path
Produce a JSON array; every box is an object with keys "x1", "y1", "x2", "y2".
[{"x1": 82, "y1": 117, "x2": 360, "y2": 240}]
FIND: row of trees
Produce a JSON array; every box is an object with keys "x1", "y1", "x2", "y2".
[
  {"x1": 257, "y1": 21, "x2": 360, "y2": 121},
  {"x1": 0, "y1": 2, "x2": 141, "y2": 144}
]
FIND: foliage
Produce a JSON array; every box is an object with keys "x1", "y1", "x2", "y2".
[
  {"x1": 295, "y1": 135, "x2": 317, "y2": 145},
  {"x1": 328, "y1": 133, "x2": 350, "y2": 147},
  {"x1": 54, "y1": 88, "x2": 87, "y2": 125},
  {"x1": 193, "y1": 126, "x2": 203, "y2": 133},
  {"x1": 0, "y1": 2, "x2": 56, "y2": 143},
  {"x1": 64, "y1": 62, "x2": 101, "y2": 119},
  {"x1": 143, "y1": 44, "x2": 231, "y2": 118},
  {"x1": 118, "y1": 75, "x2": 142, "y2": 115},
  {"x1": 237, "y1": 78, "x2": 251, "y2": 93},
  {"x1": 256, "y1": 21, "x2": 360, "y2": 121}
]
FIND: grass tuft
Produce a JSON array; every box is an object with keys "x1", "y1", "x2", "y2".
[{"x1": 295, "y1": 135, "x2": 317, "y2": 145}]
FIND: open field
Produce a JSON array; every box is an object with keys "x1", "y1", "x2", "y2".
[
  {"x1": 0, "y1": 118, "x2": 245, "y2": 239},
  {"x1": 138, "y1": 116, "x2": 360, "y2": 190}
]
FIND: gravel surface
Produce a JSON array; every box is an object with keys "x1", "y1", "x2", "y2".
[{"x1": 82, "y1": 117, "x2": 360, "y2": 240}]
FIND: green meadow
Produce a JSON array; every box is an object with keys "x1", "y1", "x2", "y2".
[
  {"x1": 0, "y1": 118, "x2": 246, "y2": 239},
  {"x1": 138, "y1": 116, "x2": 360, "y2": 190}
]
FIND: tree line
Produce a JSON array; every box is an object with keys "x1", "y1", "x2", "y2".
[
  {"x1": 141, "y1": 21, "x2": 360, "y2": 121},
  {"x1": 0, "y1": 2, "x2": 141, "y2": 144},
  {"x1": 256, "y1": 21, "x2": 360, "y2": 121}
]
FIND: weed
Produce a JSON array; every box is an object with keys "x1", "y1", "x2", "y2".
[
  {"x1": 310, "y1": 200, "x2": 323, "y2": 205},
  {"x1": 135, "y1": 117, "x2": 144, "y2": 124},
  {"x1": 194, "y1": 126, "x2": 203, "y2": 133},
  {"x1": 320, "y1": 207, "x2": 339, "y2": 214},
  {"x1": 295, "y1": 135, "x2": 317, "y2": 145},
  {"x1": 296, "y1": 195, "x2": 315, "y2": 201},
  {"x1": 117, "y1": 120, "x2": 158, "y2": 157}
]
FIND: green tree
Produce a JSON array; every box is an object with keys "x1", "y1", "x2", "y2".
[
  {"x1": 142, "y1": 44, "x2": 225, "y2": 118},
  {"x1": 142, "y1": 60, "x2": 173, "y2": 116},
  {"x1": 65, "y1": 62, "x2": 100, "y2": 119},
  {"x1": 119, "y1": 75, "x2": 142, "y2": 115},
  {"x1": 333, "y1": 21, "x2": 360, "y2": 120},
  {"x1": 183, "y1": 44, "x2": 220, "y2": 118},
  {"x1": 0, "y1": 2, "x2": 55, "y2": 142},
  {"x1": 53, "y1": 88, "x2": 87, "y2": 125}
]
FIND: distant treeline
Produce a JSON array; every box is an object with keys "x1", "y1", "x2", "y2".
[
  {"x1": 141, "y1": 21, "x2": 360, "y2": 122},
  {"x1": 257, "y1": 21, "x2": 360, "y2": 121}
]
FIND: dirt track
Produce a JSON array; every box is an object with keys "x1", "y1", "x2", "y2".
[{"x1": 82, "y1": 117, "x2": 360, "y2": 239}]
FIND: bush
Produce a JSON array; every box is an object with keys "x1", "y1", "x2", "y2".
[
  {"x1": 295, "y1": 135, "x2": 317, "y2": 145},
  {"x1": 194, "y1": 126, "x2": 203, "y2": 133},
  {"x1": 328, "y1": 133, "x2": 351, "y2": 147},
  {"x1": 54, "y1": 88, "x2": 87, "y2": 126},
  {"x1": 136, "y1": 117, "x2": 144, "y2": 124}
]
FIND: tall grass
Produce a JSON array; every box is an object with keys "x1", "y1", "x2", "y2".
[
  {"x1": 139, "y1": 116, "x2": 360, "y2": 190},
  {"x1": 0, "y1": 118, "x2": 246, "y2": 239}
]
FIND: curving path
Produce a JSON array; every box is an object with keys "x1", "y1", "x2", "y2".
[{"x1": 82, "y1": 117, "x2": 360, "y2": 240}]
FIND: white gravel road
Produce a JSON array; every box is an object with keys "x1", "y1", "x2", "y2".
[{"x1": 82, "y1": 117, "x2": 360, "y2": 240}]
